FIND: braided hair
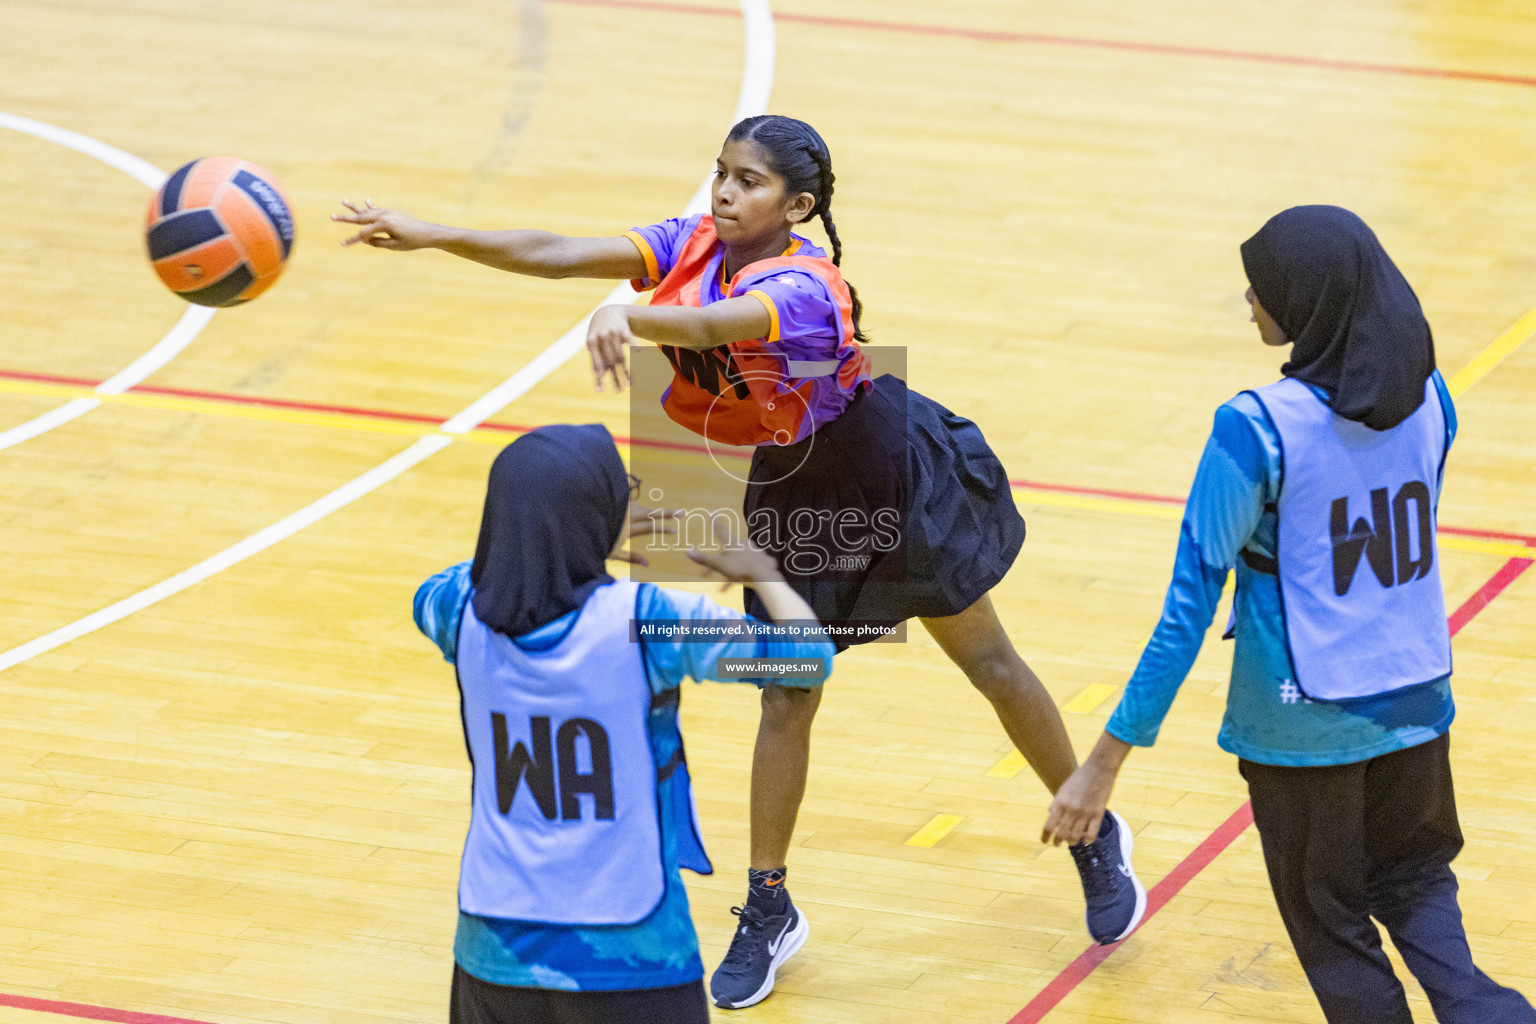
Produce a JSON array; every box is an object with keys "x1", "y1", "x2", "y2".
[{"x1": 726, "y1": 115, "x2": 868, "y2": 342}]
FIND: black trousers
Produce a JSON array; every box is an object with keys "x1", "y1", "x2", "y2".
[
  {"x1": 449, "y1": 965, "x2": 710, "y2": 1024},
  {"x1": 1241, "y1": 733, "x2": 1535, "y2": 1023}
]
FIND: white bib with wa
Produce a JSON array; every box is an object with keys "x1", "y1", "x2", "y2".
[
  {"x1": 455, "y1": 579, "x2": 666, "y2": 925},
  {"x1": 1251, "y1": 376, "x2": 1451, "y2": 700}
]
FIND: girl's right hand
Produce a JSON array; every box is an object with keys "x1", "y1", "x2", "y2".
[
  {"x1": 687, "y1": 545, "x2": 784, "y2": 588},
  {"x1": 331, "y1": 199, "x2": 439, "y2": 250},
  {"x1": 586, "y1": 305, "x2": 635, "y2": 392},
  {"x1": 692, "y1": 546, "x2": 820, "y2": 629}
]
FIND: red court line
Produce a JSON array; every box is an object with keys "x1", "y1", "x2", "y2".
[
  {"x1": 0, "y1": 368, "x2": 535, "y2": 431},
  {"x1": 544, "y1": 0, "x2": 1536, "y2": 90},
  {"x1": 1439, "y1": 524, "x2": 1536, "y2": 545},
  {"x1": 2, "y1": 564, "x2": 1524, "y2": 1024},
  {"x1": 1448, "y1": 557, "x2": 1533, "y2": 634},
  {"x1": 0, "y1": 369, "x2": 753, "y2": 458},
  {"x1": 1007, "y1": 474, "x2": 1536, "y2": 545},
  {"x1": 1008, "y1": 476, "x2": 1186, "y2": 506},
  {"x1": 1007, "y1": 554, "x2": 1533, "y2": 1022},
  {"x1": 136, "y1": 383, "x2": 465, "y2": 427},
  {"x1": 0, "y1": 369, "x2": 100, "y2": 388},
  {"x1": 8, "y1": 362, "x2": 1534, "y2": 540},
  {"x1": 0, "y1": 993, "x2": 218, "y2": 1024},
  {"x1": 1010, "y1": 802, "x2": 1256, "y2": 1024},
  {"x1": 5, "y1": 367, "x2": 1532, "y2": 543}
]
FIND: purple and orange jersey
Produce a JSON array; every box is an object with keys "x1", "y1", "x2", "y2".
[{"x1": 625, "y1": 214, "x2": 872, "y2": 447}]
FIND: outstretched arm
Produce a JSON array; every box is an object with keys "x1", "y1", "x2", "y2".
[
  {"x1": 585, "y1": 299, "x2": 770, "y2": 391},
  {"x1": 687, "y1": 545, "x2": 818, "y2": 625},
  {"x1": 331, "y1": 199, "x2": 647, "y2": 280},
  {"x1": 634, "y1": 568, "x2": 835, "y2": 694}
]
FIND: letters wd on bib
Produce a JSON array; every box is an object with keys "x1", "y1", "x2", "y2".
[
  {"x1": 1252, "y1": 374, "x2": 1451, "y2": 701},
  {"x1": 1089, "y1": 206, "x2": 1535, "y2": 1024}
]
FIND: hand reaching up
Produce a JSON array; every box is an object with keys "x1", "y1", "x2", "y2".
[{"x1": 609, "y1": 503, "x2": 678, "y2": 567}]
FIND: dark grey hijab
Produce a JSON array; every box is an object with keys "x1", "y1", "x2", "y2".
[
  {"x1": 1241, "y1": 205, "x2": 1435, "y2": 431},
  {"x1": 471, "y1": 424, "x2": 628, "y2": 637}
]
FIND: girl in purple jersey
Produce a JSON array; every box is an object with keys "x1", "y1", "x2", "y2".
[{"x1": 335, "y1": 114, "x2": 1144, "y2": 1008}]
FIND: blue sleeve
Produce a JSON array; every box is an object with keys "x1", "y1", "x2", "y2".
[
  {"x1": 635, "y1": 584, "x2": 835, "y2": 693},
  {"x1": 413, "y1": 560, "x2": 473, "y2": 664},
  {"x1": 1431, "y1": 369, "x2": 1456, "y2": 497},
  {"x1": 1433, "y1": 369, "x2": 1457, "y2": 445},
  {"x1": 1105, "y1": 400, "x2": 1276, "y2": 747}
]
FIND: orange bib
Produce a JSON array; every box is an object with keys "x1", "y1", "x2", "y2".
[{"x1": 645, "y1": 217, "x2": 868, "y2": 446}]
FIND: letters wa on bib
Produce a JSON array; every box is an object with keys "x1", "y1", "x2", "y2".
[
  {"x1": 416, "y1": 425, "x2": 833, "y2": 995},
  {"x1": 457, "y1": 426, "x2": 704, "y2": 928},
  {"x1": 457, "y1": 579, "x2": 705, "y2": 924}
]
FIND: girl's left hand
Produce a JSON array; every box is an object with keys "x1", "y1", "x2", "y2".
[
  {"x1": 1041, "y1": 732, "x2": 1133, "y2": 847},
  {"x1": 609, "y1": 503, "x2": 677, "y2": 567},
  {"x1": 587, "y1": 305, "x2": 635, "y2": 392}
]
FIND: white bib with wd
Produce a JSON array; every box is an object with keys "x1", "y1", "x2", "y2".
[
  {"x1": 1251, "y1": 376, "x2": 1451, "y2": 700},
  {"x1": 455, "y1": 579, "x2": 666, "y2": 925}
]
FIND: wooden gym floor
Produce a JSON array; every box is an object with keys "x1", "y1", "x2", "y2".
[{"x1": 2, "y1": 1, "x2": 1534, "y2": 1022}]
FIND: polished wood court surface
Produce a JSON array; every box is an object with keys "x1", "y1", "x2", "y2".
[{"x1": 2, "y1": 1, "x2": 1534, "y2": 1022}]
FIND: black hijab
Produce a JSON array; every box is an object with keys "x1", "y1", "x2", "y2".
[
  {"x1": 471, "y1": 424, "x2": 629, "y2": 637},
  {"x1": 1240, "y1": 205, "x2": 1435, "y2": 431}
]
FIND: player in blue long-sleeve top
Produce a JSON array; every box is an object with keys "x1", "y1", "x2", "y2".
[
  {"x1": 416, "y1": 423, "x2": 833, "y2": 1024},
  {"x1": 1042, "y1": 206, "x2": 1534, "y2": 1024}
]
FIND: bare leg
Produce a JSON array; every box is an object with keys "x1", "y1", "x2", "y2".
[
  {"x1": 749, "y1": 684, "x2": 823, "y2": 870},
  {"x1": 920, "y1": 592, "x2": 1078, "y2": 794}
]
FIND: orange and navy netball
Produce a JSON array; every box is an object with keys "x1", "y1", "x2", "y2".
[{"x1": 145, "y1": 157, "x2": 295, "y2": 307}]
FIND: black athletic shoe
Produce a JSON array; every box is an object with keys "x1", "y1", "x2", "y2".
[
  {"x1": 1070, "y1": 810, "x2": 1147, "y2": 945},
  {"x1": 709, "y1": 900, "x2": 809, "y2": 1009}
]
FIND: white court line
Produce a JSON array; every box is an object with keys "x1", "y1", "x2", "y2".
[
  {"x1": 0, "y1": 111, "x2": 166, "y2": 188},
  {"x1": 441, "y1": 0, "x2": 775, "y2": 433},
  {"x1": 0, "y1": 110, "x2": 218, "y2": 452},
  {"x1": 0, "y1": 0, "x2": 776, "y2": 675}
]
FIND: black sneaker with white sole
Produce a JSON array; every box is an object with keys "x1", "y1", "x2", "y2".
[
  {"x1": 709, "y1": 899, "x2": 809, "y2": 1009},
  {"x1": 1069, "y1": 809, "x2": 1147, "y2": 945}
]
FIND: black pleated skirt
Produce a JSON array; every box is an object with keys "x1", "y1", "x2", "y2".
[{"x1": 743, "y1": 374, "x2": 1025, "y2": 650}]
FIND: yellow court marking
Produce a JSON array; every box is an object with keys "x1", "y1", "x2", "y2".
[
  {"x1": 906, "y1": 813, "x2": 965, "y2": 848},
  {"x1": 1439, "y1": 535, "x2": 1536, "y2": 559},
  {"x1": 986, "y1": 749, "x2": 1028, "y2": 779},
  {"x1": 1448, "y1": 303, "x2": 1536, "y2": 399},
  {"x1": 1062, "y1": 682, "x2": 1119, "y2": 714},
  {"x1": 0, "y1": 378, "x2": 110, "y2": 403},
  {"x1": 988, "y1": 681, "x2": 1127, "y2": 778},
  {"x1": 1012, "y1": 487, "x2": 1183, "y2": 521}
]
